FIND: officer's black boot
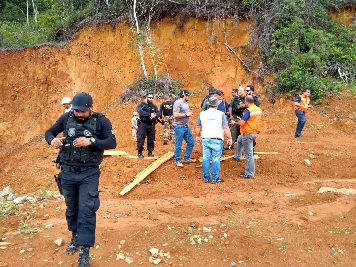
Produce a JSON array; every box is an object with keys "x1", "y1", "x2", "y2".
[
  {"x1": 78, "y1": 246, "x2": 90, "y2": 267},
  {"x1": 147, "y1": 151, "x2": 154, "y2": 157},
  {"x1": 66, "y1": 232, "x2": 79, "y2": 254}
]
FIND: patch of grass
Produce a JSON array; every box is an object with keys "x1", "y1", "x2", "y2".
[
  {"x1": 19, "y1": 222, "x2": 37, "y2": 235},
  {"x1": 0, "y1": 201, "x2": 18, "y2": 217},
  {"x1": 39, "y1": 187, "x2": 52, "y2": 199},
  {"x1": 228, "y1": 212, "x2": 244, "y2": 228}
]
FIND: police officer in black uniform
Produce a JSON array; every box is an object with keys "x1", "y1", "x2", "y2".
[
  {"x1": 136, "y1": 93, "x2": 160, "y2": 158},
  {"x1": 45, "y1": 92, "x2": 116, "y2": 267}
]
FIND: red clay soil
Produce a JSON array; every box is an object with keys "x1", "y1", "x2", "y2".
[{"x1": 0, "y1": 17, "x2": 355, "y2": 267}]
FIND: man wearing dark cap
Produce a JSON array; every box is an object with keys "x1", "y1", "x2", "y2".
[
  {"x1": 196, "y1": 96, "x2": 233, "y2": 183},
  {"x1": 246, "y1": 85, "x2": 261, "y2": 107},
  {"x1": 159, "y1": 94, "x2": 175, "y2": 145},
  {"x1": 136, "y1": 93, "x2": 160, "y2": 158},
  {"x1": 173, "y1": 89, "x2": 196, "y2": 167},
  {"x1": 201, "y1": 87, "x2": 218, "y2": 111},
  {"x1": 45, "y1": 92, "x2": 117, "y2": 267}
]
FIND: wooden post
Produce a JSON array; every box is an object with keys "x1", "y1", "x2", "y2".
[{"x1": 119, "y1": 151, "x2": 174, "y2": 196}]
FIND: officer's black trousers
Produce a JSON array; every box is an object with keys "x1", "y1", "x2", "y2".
[
  {"x1": 59, "y1": 167, "x2": 100, "y2": 247},
  {"x1": 136, "y1": 122, "x2": 155, "y2": 153}
]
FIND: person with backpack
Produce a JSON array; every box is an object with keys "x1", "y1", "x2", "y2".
[
  {"x1": 201, "y1": 87, "x2": 218, "y2": 111},
  {"x1": 229, "y1": 86, "x2": 246, "y2": 143}
]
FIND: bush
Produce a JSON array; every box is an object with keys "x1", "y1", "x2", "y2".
[
  {"x1": 121, "y1": 74, "x2": 181, "y2": 103},
  {"x1": 264, "y1": 1, "x2": 355, "y2": 101}
]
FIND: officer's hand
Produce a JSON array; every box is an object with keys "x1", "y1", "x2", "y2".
[
  {"x1": 195, "y1": 136, "x2": 202, "y2": 143},
  {"x1": 50, "y1": 137, "x2": 65, "y2": 149},
  {"x1": 73, "y1": 137, "x2": 91, "y2": 147},
  {"x1": 150, "y1": 113, "x2": 156, "y2": 119},
  {"x1": 186, "y1": 111, "x2": 193, "y2": 117}
]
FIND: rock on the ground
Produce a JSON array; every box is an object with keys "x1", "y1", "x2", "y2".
[
  {"x1": 230, "y1": 260, "x2": 236, "y2": 267},
  {"x1": 116, "y1": 253, "x2": 125, "y2": 260},
  {"x1": 304, "y1": 159, "x2": 312, "y2": 167},
  {"x1": 149, "y1": 256, "x2": 162, "y2": 265},
  {"x1": 149, "y1": 247, "x2": 160, "y2": 257},
  {"x1": 6, "y1": 193, "x2": 16, "y2": 201},
  {"x1": 317, "y1": 187, "x2": 356, "y2": 195},
  {"x1": 0, "y1": 186, "x2": 12, "y2": 197},
  {"x1": 124, "y1": 256, "x2": 133, "y2": 264},
  {"x1": 13, "y1": 196, "x2": 27, "y2": 204},
  {"x1": 309, "y1": 153, "x2": 316, "y2": 159},
  {"x1": 54, "y1": 238, "x2": 65, "y2": 247},
  {"x1": 119, "y1": 239, "x2": 126, "y2": 245}
]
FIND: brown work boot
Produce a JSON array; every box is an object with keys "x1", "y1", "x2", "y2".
[{"x1": 182, "y1": 159, "x2": 197, "y2": 164}]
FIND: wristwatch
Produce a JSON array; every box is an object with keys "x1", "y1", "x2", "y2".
[{"x1": 89, "y1": 137, "x2": 96, "y2": 145}]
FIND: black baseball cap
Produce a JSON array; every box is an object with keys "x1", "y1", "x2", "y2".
[
  {"x1": 208, "y1": 87, "x2": 218, "y2": 94},
  {"x1": 179, "y1": 89, "x2": 191, "y2": 97},
  {"x1": 72, "y1": 92, "x2": 93, "y2": 112}
]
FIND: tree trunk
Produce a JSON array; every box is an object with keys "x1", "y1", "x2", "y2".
[
  {"x1": 146, "y1": 14, "x2": 158, "y2": 80},
  {"x1": 133, "y1": 0, "x2": 148, "y2": 77},
  {"x1": 31, "y1": 0, "x2": 38, "y2": 24},
  {"x1": 26, "y1": 0, "x2": 29, "y2": 25}
]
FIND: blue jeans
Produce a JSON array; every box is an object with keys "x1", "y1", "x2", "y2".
[
  {"x1": 234, "y1": 133, "x2": 258, "y2": 177},
  {"x1": 174, "y1": 125, "x2": 194, "y2": 162},
  {"x1": 202, "y1": 139, "x2": 223, "y2": 182},
  {"x1": 295, "y1": 110, "x2": 306, "y2": 137}
]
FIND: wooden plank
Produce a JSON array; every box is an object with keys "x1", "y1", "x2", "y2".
[
  {"x1": 122, "y1": 155, "x2": 157, "y2": 160},
  {"x1": 254, "y1": 151, "x2": 279, "y2": 155},
  {"x1": 198, "y1": 154, "x2": 260, "y2": 163},
  {"x1": 103, "y1": 150, "x2": 128, "y2": 156},
  {"x1": 119, "y1": 151, "x2": 174, "y2": 196}
]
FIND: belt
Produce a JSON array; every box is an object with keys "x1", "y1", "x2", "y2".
[{"x1": 61, "y1": 165, "x2": 95, "y2": 173}]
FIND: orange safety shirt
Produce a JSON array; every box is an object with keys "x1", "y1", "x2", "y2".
[
  {"x1": 240, "y1": 105, "x2": 262, "y2": 134},
  {"x1": 295, "y1": 94, "x2": 310, "y2": 113}
]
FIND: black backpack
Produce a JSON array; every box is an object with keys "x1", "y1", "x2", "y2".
[{"x1": 200, "y1": 95, "x2": 210, "y2": 108}]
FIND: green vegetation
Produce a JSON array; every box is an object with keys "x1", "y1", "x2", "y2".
[
  {"x1": 0, "y1": 201, "x2": 18, "y2": 217},
  {"x1": 0, "y1": 0, "x2": 354, "y2": 101},
  {"x1": 121, "y1": 74, "x2": 181, "y2": 103},
  {"x1": 260, "y1": 0, "x2": 355, "y2": 102},
  {"x1": 19, "y1": 221, "x2": 37, "y2": 235}
]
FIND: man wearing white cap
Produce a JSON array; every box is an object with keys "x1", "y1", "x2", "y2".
[{"x1": 61, "y1": 97, "x2": 72, "y2": 113}]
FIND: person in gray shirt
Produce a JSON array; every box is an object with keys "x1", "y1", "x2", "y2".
[{"x1": 173, "y1": 89, "x2": 196, "y2": 167}]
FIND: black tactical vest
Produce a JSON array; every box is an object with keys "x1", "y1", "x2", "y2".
[{"x1": 59, "y1": 112, "x2": 103, "y2": 167}]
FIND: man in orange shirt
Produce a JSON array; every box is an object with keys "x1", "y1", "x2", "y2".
[
  {"x1": 294, "y1": 89, "x2": 312, "y2": 137},
  {"x1": 232, "y1": 95, "x2": 262, "y2": 179}
]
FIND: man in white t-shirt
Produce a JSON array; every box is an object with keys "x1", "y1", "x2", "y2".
[{"x1": 196, "y1": 96, "x2": 232, "y2": 183}]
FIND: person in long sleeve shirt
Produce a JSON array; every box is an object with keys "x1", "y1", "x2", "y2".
[
  {"x1": 136, "y1": 93, "x2": 160, "y2": 158},
  {"x1": 45, "y1": 92, "x2": 116, "y2": 267}
]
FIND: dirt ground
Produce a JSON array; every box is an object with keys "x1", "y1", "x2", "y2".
[{"x1": 0, "y1": 16, "x2": 355, "y2": 267}]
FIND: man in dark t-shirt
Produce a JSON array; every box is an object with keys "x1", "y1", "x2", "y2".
[{"x1": 160, "y1": 94, "x2": 175, "y2": 145}]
